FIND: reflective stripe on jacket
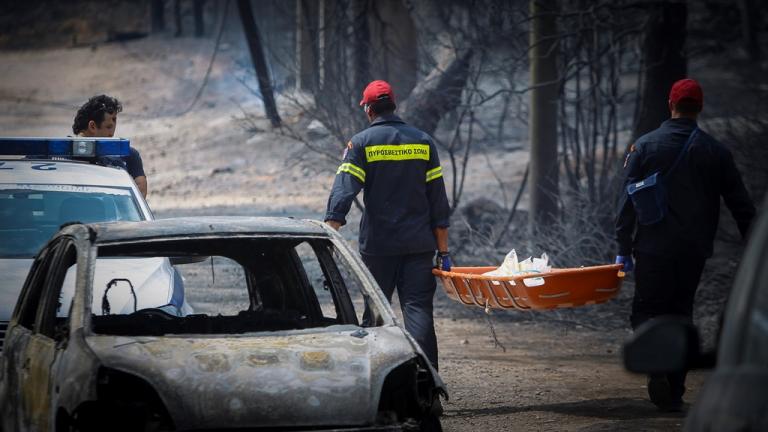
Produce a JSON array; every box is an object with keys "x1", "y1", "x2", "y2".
[{"x1": 325, "y1": 114, "x2": 451, "y2": 256}]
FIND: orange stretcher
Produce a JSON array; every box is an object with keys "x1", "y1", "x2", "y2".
[{"x1": 433, "y1": 264, "x2": 625, "y2": 310}]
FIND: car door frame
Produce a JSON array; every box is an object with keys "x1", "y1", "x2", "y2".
[
  {"x1": 3, "y1": 235, "x2": 64, "y2": 431},
  {"x1": 0, "y1": 237, "x2": 58, "y2": 431},
  {"x1": 10, "y1": 225, "x2": 101, "y2": 432},
  {"x1": 23, "y1": 235, "x2": 83, "y2": 432},
  {"x1": 47, "y1": 226, "x2": 104, "y2": 429},
  {"x1": 309, "y1": 239, "x2": 359, "y2": 325}
]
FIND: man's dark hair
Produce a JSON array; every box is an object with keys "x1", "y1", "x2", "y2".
[
  {"x1": 369, "y1": 97, "x2": 396, "y2": 115},
  {"x1": 674, "y1": 98, "x2": 702, "y2": 115},
  {"x1": 72, "y1": 95, "x2": 123, "y2": 134}
]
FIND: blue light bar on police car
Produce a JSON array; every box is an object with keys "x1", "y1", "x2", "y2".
[{"x1": 0, "y1": 137, "x2": 130, "y2": 158}]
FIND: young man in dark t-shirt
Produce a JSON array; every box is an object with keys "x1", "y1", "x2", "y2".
[{"x1": 72, "y1": 95, "x2": 148, "y2": 197}]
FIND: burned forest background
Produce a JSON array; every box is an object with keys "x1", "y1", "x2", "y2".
[{"x1": 1, "y1": 0, "x2": 767, "y2": 339}]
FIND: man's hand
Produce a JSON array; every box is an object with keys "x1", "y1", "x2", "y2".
[
  {"x1": 325, "y1": 220, "x2": 342, "y2": 231},
  {"x1": 615, "y1": 255, "x2": 634, "y2": 273},
  {"x1": 436, "y1": 251, "x2": 452, "y2": 271}
]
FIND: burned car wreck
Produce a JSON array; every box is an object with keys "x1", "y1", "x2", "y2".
[{"x1": 0, "y1": 217, "x2": 446, "y2": 432}]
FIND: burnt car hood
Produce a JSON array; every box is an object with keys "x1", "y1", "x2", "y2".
[{"x1": 86, "y1": 324, "x2": 437, "y2": 429}]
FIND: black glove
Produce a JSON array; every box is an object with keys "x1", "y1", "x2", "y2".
[{"x1": 435, "y1": 251, "x2": 452, "y2": 271}]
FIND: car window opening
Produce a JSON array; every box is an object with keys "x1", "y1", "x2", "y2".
[{"x1": 59, "y1": 237, "x2": 374, "y2": 336}]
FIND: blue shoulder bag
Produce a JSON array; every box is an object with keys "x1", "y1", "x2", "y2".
[{"x1": 626, "y1": 127, "x2": 698, "y2": 225}]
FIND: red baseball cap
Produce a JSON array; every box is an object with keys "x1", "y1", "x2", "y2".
[
  {"x1": 669, "y1": 78, "x2": 703, "y2": 107},
  {"x1": 360, "y1": 80, "x2": 395, "y2": 106}
]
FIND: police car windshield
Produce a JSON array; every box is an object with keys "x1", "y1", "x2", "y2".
[{"x1": 0, "y1": 184, "x2": 142, "y2": 258}]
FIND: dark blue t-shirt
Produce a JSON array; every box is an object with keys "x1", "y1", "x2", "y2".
[
  {"x1": 99, "y1": 147, "x2": 144, "y2": 179},
  {"x1": 123, "y1": 147, "x2": 145, "y2": 178}
]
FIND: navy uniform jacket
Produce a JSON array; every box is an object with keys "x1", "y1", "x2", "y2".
[
  {"x1": 123, "y1": 147, "x2": 145, "y2": 179},
  {"x1": 325, "y1": 114, "x2": 451, "y2": 256},
  {"x1": 616, "y1": 118, "x2": 755, "y2": 258}
]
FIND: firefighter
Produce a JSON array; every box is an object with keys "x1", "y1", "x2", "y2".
[
  {"x1": 73, "y1": 95, "x2": 148, "y2": 198},
  {"x1": 325, "y1": 80, "x2": 451, "y2": 370},
  {"x1": 615, "y1": 78, "x2": 755, "y2": 411}
]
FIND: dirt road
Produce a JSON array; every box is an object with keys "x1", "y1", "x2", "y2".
[
  {"x1": 437, "y1": 314, "x2": 701, "y2": 431},
  {"x1": 0, "y1": 36, "x2": 708, "y2": 431}
]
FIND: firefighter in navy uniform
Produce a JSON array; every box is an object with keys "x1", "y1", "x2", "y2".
[
  {"x1": 615, "y1": 78, "x2": 755, "y2": 411},
  {"x1": 325, "y1": 80, "x2": 451, "y2": 370}
]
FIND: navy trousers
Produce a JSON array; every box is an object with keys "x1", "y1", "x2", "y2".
[
  {"x1": 632, "y1": 252, "x2": 707, "y2": 401},
  {"x1": 361, "y1": 252, "x2": 439, "y2": 370}
]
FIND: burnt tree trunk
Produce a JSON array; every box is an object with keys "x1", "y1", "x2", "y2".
[
  {"x1": 350, "y1": 0, "x2": 371, "y2": 93},
  {"x1": 151, "y1": 0, "x2": 165, "y2": 32},
  {"x1": 174, "y1": 0, "x2": 182, "y2": 37},
  {"x1": 238, "y1": 0, "x2": 282, "y2": 127},
  {"x1": 400, "y1": 50, "x2": 473, "y2": 136},
  {"x1": 632, "y1": 1, "x2": 688, "y2": 142},
  {"x1": 296, "y1": 0, "x2": 319, "y2": 92},
  {"x1": 368, "y1": 0, "x2": 418, "y2": 100},
  {"x1": 194, "y1": 0, "x2": 205, "y2": 37},
  {"x1": 529, "y1": 0, "x2": 560, "y2": 228},
  {"x1": 400, "y1": 0, "x2": 471, "y2": 136},
  {"x1": 739, "y1": 0, "x2": 761, "y2": 62}
]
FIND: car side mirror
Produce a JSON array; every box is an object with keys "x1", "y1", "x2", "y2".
[
  {"x1": 623, "y1": 316, "x2": 701, "y2": 374},
  {"x1": 168, "y1": 255, "x2": 210, "y2": 265}
]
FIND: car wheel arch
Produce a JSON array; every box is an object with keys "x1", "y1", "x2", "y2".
[
  {"x1": 375, "y1": 356, "x2": 444, "y2": 427},
  {"x1": 65, "y1": 366, "x2": 174, "y2": 431}
]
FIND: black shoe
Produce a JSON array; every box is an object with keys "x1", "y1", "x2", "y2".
[
  {"x1": 647, "y1": 375, "x2": 673, "y2": 410},
  {"x1": 431, "y1": 397, "x2": 444, "y2": 416},
  {"x1": 664, "y1": 399, "x2": 685, "y2": 413}
]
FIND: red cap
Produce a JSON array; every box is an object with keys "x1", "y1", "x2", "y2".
[
  {"x1": 360, "y1": 80, "x2": 395, "y2": 106},
  {"x1": 669, "y1": 78, "x2": 703, "y2": 108}
]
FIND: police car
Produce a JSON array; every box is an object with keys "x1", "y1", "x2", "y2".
[{"x1": 0, "y1": 138, "x2": 188, "y2": 352}]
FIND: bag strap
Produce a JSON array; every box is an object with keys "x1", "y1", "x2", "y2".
[{"x1": 663, "y1": 127, "x2": 698, "y2": 179}]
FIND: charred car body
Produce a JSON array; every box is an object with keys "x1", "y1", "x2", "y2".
[{"x1": 0, "y1": 217, "x2": 445, "y2": 431}]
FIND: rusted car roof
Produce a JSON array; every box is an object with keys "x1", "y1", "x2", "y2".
[{"x1": 79, "y1": 216, "x2": 330, "y2": 243}]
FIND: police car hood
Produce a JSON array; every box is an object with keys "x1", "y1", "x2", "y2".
[
  {"x1": 61, "y1": 258, "x2": 181, "y2": 317},
  {"x1": 0, "y1": 259, "x2": 33, "y2": 320},
  {"x1": 85, "y1": 325, "x2": 436, "y2": 429},
  {"x1": 0, "y1": 257, "x2": 180, "y2": 322}
]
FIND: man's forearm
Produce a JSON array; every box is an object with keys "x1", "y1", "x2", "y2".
[
  {"x1": 433, "y1": 227, "x2": 448, "y2": 252},
  {"x1": 135, "y1": 176, "x2": 148, "y2": 198}
]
